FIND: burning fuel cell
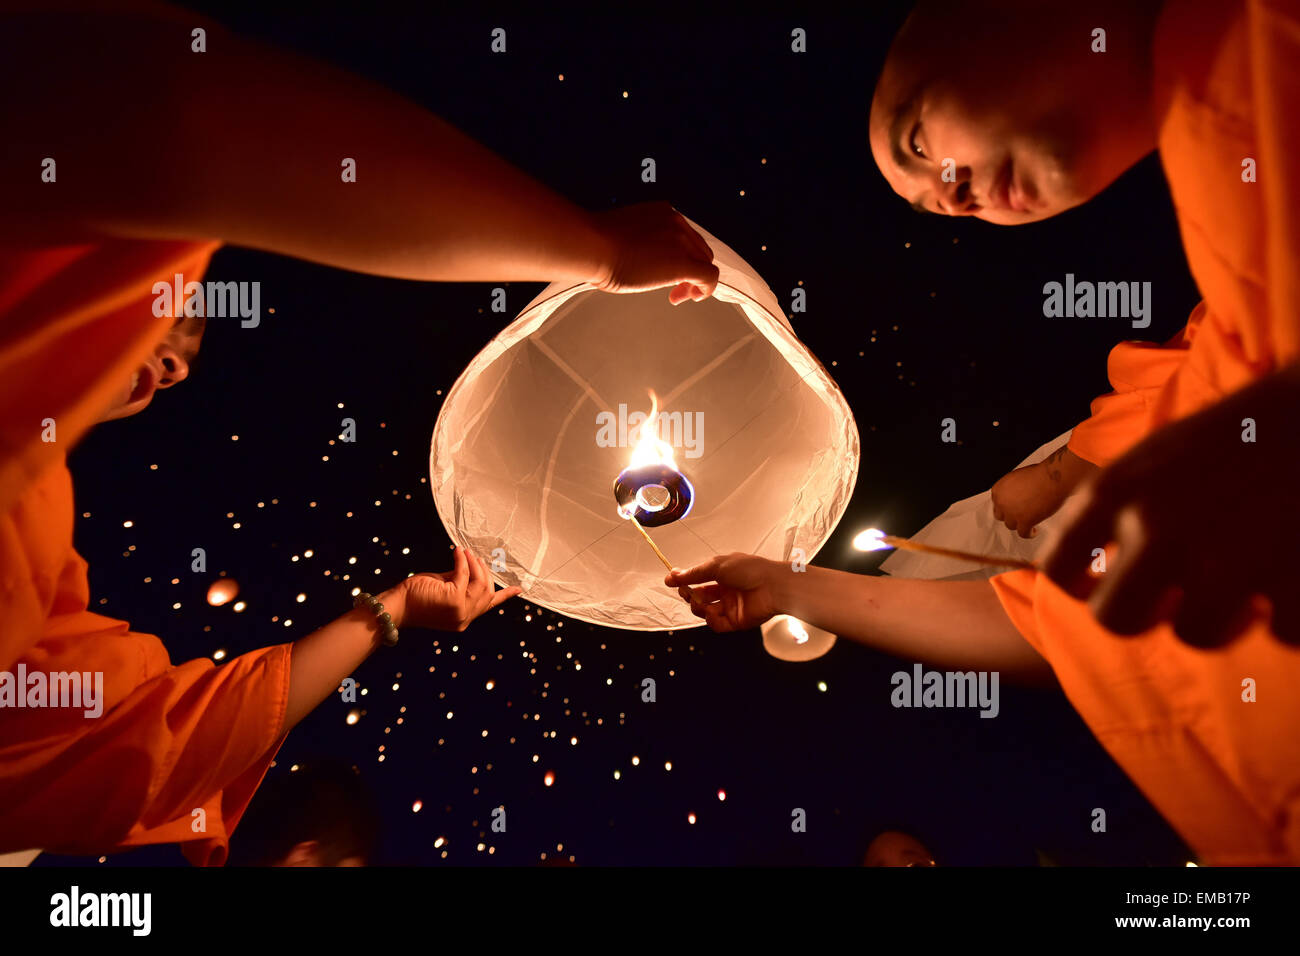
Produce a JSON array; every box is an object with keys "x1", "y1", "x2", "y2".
[{"x1": 613, "y1": 391, "x2": 695, "y2": 528}]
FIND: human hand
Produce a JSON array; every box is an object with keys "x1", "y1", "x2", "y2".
[
  {"x1": 1042, "y1": 364, "x2": 1300, "y2": 647},
  {"x1": 391, "y1": 546, "x2": 521, "y2": 632},
  {"x1": 590, "y1": 202, "x2": 719, "y2": 305},
  {"x1": 991, "y1": 445, "x2": 1098, "y2": 538},
  {"x1": 664, "y1": 552, "x2": 785, "y2": 632}
]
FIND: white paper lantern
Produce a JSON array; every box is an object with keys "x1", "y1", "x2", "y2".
[
  {"x1": 761, "y1": 614, "x2": 838, "y2": 662},
  {"x1": 430, "y1": 218, "x2": 859, "y2": 630}
]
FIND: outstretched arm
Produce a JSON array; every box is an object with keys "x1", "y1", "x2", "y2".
[
  {"x1": 0, "y1": 6, "x2": 717, "y2": 297},
  {"x1": 286, "y1": 547, "x2": 518, "y2": 728},
  {"x1": 666, "y1": 555, "x2": 1053, "y2": 682}
]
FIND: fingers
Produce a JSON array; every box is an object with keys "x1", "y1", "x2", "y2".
[
  {"x1": 1170, "y1": 580, "x2": 1256, "y2": 648},
  {"x1": 707, "y1": 594, "x2": 745, "y2": 632},
  {"x1": 1088, "y1": 540, "x2": 1181, "y2": 637},
  {"x1": 688, "y1": 599, "x2": 737, "y2": 632},
  {"x1": 450, "y1": 544, "x2": 470, "y2": 591},
  {"x1": 1084, "y1": 507, "x2": 1171, "y2": 634},
  {"x1": 669, "y1": 207, "x2": 714, "y2": 260},
  {"x1": 682, "y1": 584, "x2": 725, "y2": 622},
  {"x1": 1042, "y1": 485, "x2": 1117, "y2": 601},
  {"x1": 668, "y1": 267, "x2": 719, "y2": 305},
  {"x1": 992, "y1": 500, "x2": 1026, "y2": 537},
  {"x1": 665, "y1": 559, "x2": 720, "y2": 588},
  {"x1": 488, "y1": 586, "x2": 523, "y2": 609},
  {"x1": 688, "y1": 263, "x2": 720, "y2": 299},
  {"x1": 675, "y1": 581, "x2": 744, "y2": 632},
  {"x1": 680, "y1": 583, "x2": 723, "y2": 605},
  {"x1": 465, "y1": 547, "x2": 485, "y2": 592},
  {"x1": 669, "y1": 213, "x2": 717, "y2": 303}
]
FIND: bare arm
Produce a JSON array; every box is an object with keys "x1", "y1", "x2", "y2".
[
  {"x1": 285, "y1": 548, "x2": 517, "y2": 729},
  {"x1": 283, "y1": 586, "x2": 400, "y2": 730},
  {"x1": 775, "y1": 566, "x2": 1052, "y2": 680},
  {"x1": 1, "y1": 7, "x2": 712, "y2": 292},
  {"x1": 667, "y1": 556, "x2": 1054, "y2": 683}
]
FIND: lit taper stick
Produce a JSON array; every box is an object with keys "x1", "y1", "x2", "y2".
[
  {"x1": 857, "y1": 528, "x2": 1036, "y2": 571},
  {"x1": 627, "y1": 512, "x2": 675, "y2": 572}
]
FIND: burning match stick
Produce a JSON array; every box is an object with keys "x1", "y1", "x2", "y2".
[
  {"x1": 627, "y1": 513, "x2": 675, "y2": 572},
  {"x1": 856, "y1": 528, "x2": 1036, "y2": 571}
]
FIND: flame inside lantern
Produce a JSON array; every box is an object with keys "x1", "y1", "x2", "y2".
[
  {"x1": 787, "y1": 618, "x2": 810, "y2": 645},
  {"x1": 628, "y1": 391, "x2": 677, "y2": 470},
  {"x1": 616, "y1": 391, "x2": 692, "y2": 523}
]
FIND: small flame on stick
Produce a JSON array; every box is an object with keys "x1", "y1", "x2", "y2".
[
  {"x1": 853, "y1": 528, "x2": 890, "y2": 551},
  {"x1": 853, "y1": 527, "x2": 1035, "y2": 571}
]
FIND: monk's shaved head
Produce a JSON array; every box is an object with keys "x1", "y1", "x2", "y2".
[{"x1": 870, "y1": 0, "x2": 1162, "y2": 224}]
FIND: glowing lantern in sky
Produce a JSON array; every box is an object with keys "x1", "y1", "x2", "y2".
[
  {"x1": 206, "y1": 577, "x2": 240, "y2": 607},
  {"x1": 761, "y1": 614, "x2": 837, "y2": 662},
  {"x1": 430, "y1": 217, "x2": 859, "y2": 630}
]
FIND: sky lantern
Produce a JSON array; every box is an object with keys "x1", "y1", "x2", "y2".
[
  {"x1": 206, "y1": 577, "x2": 240, "y2": 607},
  {"x1": 761, "y1": 614, "x2": 837, "y2": 662},
  {"x1": 430, "y1": 217, "x2": 859, "y2": 630}
]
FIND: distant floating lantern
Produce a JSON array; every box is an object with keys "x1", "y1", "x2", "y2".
[
  {"x1": 206, "y1": 577, "x2": 240, "y2": 607},
  {"x1": 761, "y1": 614, "x2": 837, "y2": 662},
  {"x1": 430, "y1": 216, "x2": 859, "y2": 630}
]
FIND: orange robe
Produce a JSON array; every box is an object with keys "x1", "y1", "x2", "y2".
[
  {"x1": 995, "y1": 0, "x2": 1300, "y2": 864},
  {"x1": 0, "y1": 240, "x2": 291, "y2": 865}
]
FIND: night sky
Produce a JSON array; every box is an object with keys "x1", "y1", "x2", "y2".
[{"x1": 42, "y1": 5, "x2": 1202, "y2": 866}]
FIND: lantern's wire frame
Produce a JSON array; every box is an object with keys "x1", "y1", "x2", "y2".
[{"x1": 479, "y1": 291, "x2": 845, "y2": 595}]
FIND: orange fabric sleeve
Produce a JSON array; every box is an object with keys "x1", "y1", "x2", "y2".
[
  {"x1": 0, "y1": 614, "x2": 291, "y2": 862},
  {"x1": 990, "y1": 569, "x2": 1300, "y2": 865},
  {"x1": 1251, "y1": 0, "x2": 1300, "y2": 364},
  {"x1": 1065, "y1": 317, "x2": 1198, "y2": 467},
  {"x1": 1069, "y1": 1, "x2": 1300, "y2": 465}
]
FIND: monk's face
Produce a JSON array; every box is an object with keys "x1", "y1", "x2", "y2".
[
  {"x1": 869, "y1": 1, "x2": 1156, "y2": 224},
  {"x1": 863, "y1": 830, "x2": 936, "y2": 867},
  {"x1": 100, "y1": 314, "x2": 205, "y2": 422}
]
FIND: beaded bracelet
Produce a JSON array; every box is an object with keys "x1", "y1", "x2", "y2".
[{"x1": 353, "y1": 591, "x2": 399, "y2": 647}]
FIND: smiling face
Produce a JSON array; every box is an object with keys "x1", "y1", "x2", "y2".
[
  {"x1": 99, "y1": 313, "x2": 205, "y2": 422},
  {"x1": 869, "y1": 0, "x2": 1159, "y2": 224}
]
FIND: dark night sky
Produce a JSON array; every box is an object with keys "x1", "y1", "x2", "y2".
[{"x1": 42, "y1": 5, "x2": 1201, "y2": 866}]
